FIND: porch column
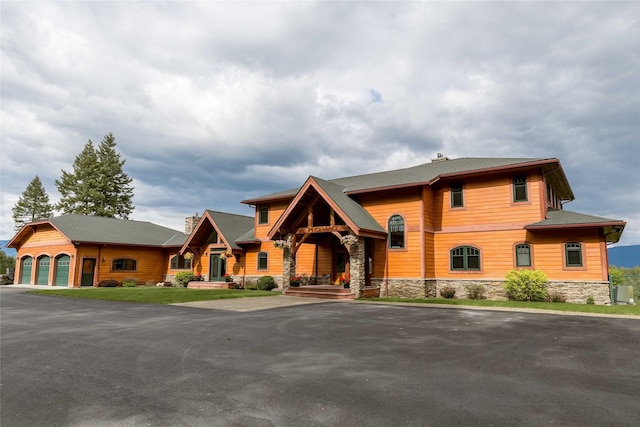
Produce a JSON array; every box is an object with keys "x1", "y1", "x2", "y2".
[
  {"x1": 281, "y1": 235, "x2": 296, "y2": 290},
  {"x1": 348, "y1": 236, "x2": 365, "y2": 298}
]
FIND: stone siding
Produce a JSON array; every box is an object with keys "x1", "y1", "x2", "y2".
[{"x1": 374, "y1": 277, "x2": 611, "y2": 304}]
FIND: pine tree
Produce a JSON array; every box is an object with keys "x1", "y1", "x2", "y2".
[
  {"x1": 12, "y1": 175, "x2": 55, "y2": 230},
  {"x1": 55, "y1": 133, "x2": 135, "y2": 218},
  {"x1": 95, "y1": 133, "x2": 134, "y2": 218}
]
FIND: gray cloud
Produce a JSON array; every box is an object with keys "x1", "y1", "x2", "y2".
[{"x1": 1, "y1": 1, "x2": 638, "y2": 245}]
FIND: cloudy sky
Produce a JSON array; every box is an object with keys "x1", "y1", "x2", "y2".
[{"x1": 1, "y1": 1, "x2": 638, "y2": 246}]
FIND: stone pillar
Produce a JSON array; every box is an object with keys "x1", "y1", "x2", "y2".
[
  {"x1": 281, "y1": 235, "x2": 296, "y2": 290},
  {"x1": 348, "y1": 236, "x2": 365, "y2": 298}
]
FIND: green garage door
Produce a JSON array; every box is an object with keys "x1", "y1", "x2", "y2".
[
  {"x1": 20, "y1": 257, "x2": 33, "y2": 284},
  {"x1": 36, "y1": 256, "x2": 50, "y2": 285},
  {"x1": 55, "y1": 255, "x2": 70, "y2": 286}
]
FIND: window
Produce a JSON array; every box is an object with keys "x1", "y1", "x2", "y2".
[
  {"x1": 258, "y1": 207, "x2": 269, "y2": 224},
  {"x1": 257, "y1": 252, "x2": 268, "y2": 270},
  {"x1": 513, "y1": 176, "x2": 528, "y2": 202},
  {"x1": 451, "y1": 246, "x2": 480, "y2": 270},
  {"x1": 170, "y1": 254, "x2": 192, "y2": 270},
  {"x1": 112, "y1": 258, "x2": 137, "y2": 271},
  {"x1": 515, "y1": 244, "x2": 531, "y2": 267},
  {"x1": 565, "y1": 242, "x2": 583, "y2": 267},
  {"x1": 388, "y1": 215, "x2": 405, "y2": 249},
  {"x1": 451, "y1": 184, "x2": 464, "y2": 208}
]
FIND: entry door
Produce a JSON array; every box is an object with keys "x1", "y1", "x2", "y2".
[
  {"x1": 209, "y1": 254, "x2": 226, "y2": 281},
  {"x1": 334, "y1": 249, "x2": 348, "y2": 283},
  {"x1": 36, "y1": 256, "x2": 50, "y2": 285},
  {"x1": 80, "y1": 258, "x2": 96, "y2": 286},
  {"x1": 55, "y1": 255, "x2": 71, "y2": 286},
  {"x1": 20, "y1": 257, "x2": 33, "y2": 284}
]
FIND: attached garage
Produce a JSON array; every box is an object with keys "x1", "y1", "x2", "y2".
[
  {"x1": 20, "y1": 257, "x2": 32, "y2": 284},
  {"x1": 55, "y1": 255, "x2": 71, "y2": 286}
]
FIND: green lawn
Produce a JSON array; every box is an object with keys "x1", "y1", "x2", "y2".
[
  {"x1": 26, "y1": 287, "x2": 280, "y2": 304},
  {"x1": 371, "y1": 297, "x2": 640, "y2": 316}
]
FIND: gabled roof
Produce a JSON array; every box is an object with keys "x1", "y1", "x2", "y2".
[
  {"x1": 181, "y1": 210, "x2": 254, "y2": 252},
  {"x1": 526, "y1": 209, "x2": 626, "y2": 243},
  {"x1": 268, "y1": 176, "x2": 386, "y2": 240},
  {"x1": 7, "y1": 215, "x2": 187, "y2": 248},
  {"x1": 243, "y1": 157, "x2": 573, "y2": 204}
]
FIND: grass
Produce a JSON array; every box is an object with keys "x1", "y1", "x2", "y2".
[
  {"x1": 26, "y1": 287, "x2": 280, "y2": 304},
  {"x1": 371, "y1": 297, "x2": 640, "y2": 316},
  {"x1": 371, "y1": 298, "x2": 640, "y2": 316}
]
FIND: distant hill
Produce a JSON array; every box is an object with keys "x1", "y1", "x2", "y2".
[
  {"x1": 609, "y1": 245, "x2": 640, "y2": 268},
  {"x1": 1, "y1": 240, "x2": 16, "y2": 258}
]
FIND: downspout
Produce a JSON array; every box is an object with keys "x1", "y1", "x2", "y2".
[
  {"x1": 314, "y1": 244, "x2": 319, "y2": 285},
  {"x1": 384, "y1": 242, "x2": 389, "y2": 297}
]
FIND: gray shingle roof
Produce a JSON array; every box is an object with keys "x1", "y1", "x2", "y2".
[
  {"x1": 49, "y1": 215, "x2": 188, "y2": 247},
  {"x1": 527, "y1": 209, "x2": 624, "y2": 227},
  {"x1": 245, "y1": 157, "x2": 550, "y2": 203},
  {"x1": 205, "y1": 210, "x2": 255, "y2": 250},
  {"x1": 310, "y1": 177, "x2": 386, "y2": 234}
]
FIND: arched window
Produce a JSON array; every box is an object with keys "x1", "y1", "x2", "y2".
[
  {"x1": 515, "y1": 244, "x2": 531, "y2": 267},
  {"x1": 170, "y1": 254, "x2": 192, "y2": 270},
  {"x1": 388, "y1": 215, "x2": 405, "y2": 249},
  {"x1": 565, "y1": 242, "x2": 582, "y2": 267},
  {"x1": 450, "y1": 246, "x2": 481, "y2": 270},
  {"x1": 257, "y1": 252, "x2": 268, "y2": 270},
  {"x1": 112, "y1": 258, "x2": 137, "y2": 271}
]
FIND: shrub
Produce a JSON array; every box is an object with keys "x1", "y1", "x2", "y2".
[
  {"x1": 504, "y1": 269, "x2": 548, "y2": 302},
  {"x1": 122, "y1": 278, "x2": 138, "y2": 287},
  {"x1": 174, "y1": 271, "x2": 195, "y2": 287},
  {"x1": 586, "y1": 295, "x2": 595, "y2": 305},
  {"x1": 256, "y1": 275, "x2": 277, "y2": 291},
  {"x1": 440, "y1": 285, "x2": 456, "y2": 299},
  {"x1": 145, "y1": 280, "x2": 156, "y2": 287},
  {"x1": 545, "y1": 292, "x2": 567, "y2": 303},
  {"x1": 465, "y1": 283, "x2": 486, "y2": 300},
  {"x1": 97, "y1": 279, "x2": 121, "y2": 288}
]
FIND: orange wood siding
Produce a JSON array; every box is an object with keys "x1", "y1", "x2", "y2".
[
  {"x1": 18, "y1": 225, "x2": 69, "y2": 248},
  {"x1": 358, "y1": 188, "x2": 423, "y2": 278},
  {"x1": 433, "y1": 174, "x2": 544, "y2": 231},
  {"x1": 254, "y1": 202, "x2": 289, "y2": 240},
  {"x1": 81, "y1": 245, "x2": 167, "y2": 285},
  {"x1": 244, "y1": 243, "x2": 283, "y2": 276}
]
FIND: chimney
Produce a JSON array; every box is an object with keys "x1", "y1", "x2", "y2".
[
  {"x1": 184, "y1": 213, "x2": 201, "y2": 234},
  {"x1": 431, "y1": 153, "x2": 449, "y2": 162}
]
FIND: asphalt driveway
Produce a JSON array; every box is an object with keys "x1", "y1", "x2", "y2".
[{"x1": 1, "y1": 287, "x2": 639, "y2": 426}]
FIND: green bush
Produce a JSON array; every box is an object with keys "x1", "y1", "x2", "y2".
[
  {"x1": 122, "y1": 278, "x2": 138, "y2": 287},
  {"x1": 97, "y1": 279, "x2": 121, "y2": 288},
  {"x1": 174, "y1": 271, "x2": 195, "y2": 287},
  {"x1": 464, "y1": 283, "x2": 486, "y2": 300},
  {"x1": 586, "y1": 295, "x2": 595, "y2": 305},
  {"x1": 504, "y1": 269, "x2": 548, "y2": 301},
  {"x1": 256, "y1": 275, "x2": 277, "y2": 291},
  {"x1": 440, "y1": 286, "x2": 456, "y2": 299}
]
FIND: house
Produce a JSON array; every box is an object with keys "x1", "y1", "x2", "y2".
[
  {"x1": 9, "y1": 156, "x2": 626, "y2": 303},
  {"x1": 7, "y1": 215, "x2": 188, "y2": 287}
]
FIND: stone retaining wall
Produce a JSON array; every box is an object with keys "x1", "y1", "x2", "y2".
[{"x1": 372, "y1": 277, "x2": 611, "y2": 304}]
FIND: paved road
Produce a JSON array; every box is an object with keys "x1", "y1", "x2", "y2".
[{"x1": 1, "y1": 287, "x2": 639, "y2": 426}]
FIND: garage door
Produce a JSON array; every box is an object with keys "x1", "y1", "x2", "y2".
[
  {"x1": 36, "y1": 256, "x2": 50, "y2": 285},
  {"x1": 20, "y1": 257, "x2": 33, "y2": 284},
  {"x1": 55, "y1": 255, "x2": 70, "y2": 286}
]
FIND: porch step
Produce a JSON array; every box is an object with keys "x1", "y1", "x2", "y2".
[{"x1": 188, "y1": 281, "x2": 236, "y2": 289}]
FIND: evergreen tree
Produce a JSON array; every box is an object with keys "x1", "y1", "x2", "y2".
[
  {"x1": 56, "y1": 133, "x2": 134, "y2": 218},
  {"x1": 0, "y1": 249, "x2": 16, "y2": 275},
  {"x1": 12, "y1": 175, "x2": 54, "y2": 230}
]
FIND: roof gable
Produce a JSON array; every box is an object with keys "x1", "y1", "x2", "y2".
[{"x1": 181, "y1": 210, "x2": 254, "y2": 252}]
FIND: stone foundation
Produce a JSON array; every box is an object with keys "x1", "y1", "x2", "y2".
[{"x1": 373, "y1": 277, "x2": 612, "y2": 304}]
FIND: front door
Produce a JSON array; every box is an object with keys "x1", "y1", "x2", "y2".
[
  {"x1": 334, "y1": 249, "x2": 348, "y2": 284},
  {"x1": 55, "y1": 255, "x2": 71, "y2": 286},
  {"x1": 209, "y1": 254, "x2": 226, "y2": 281},
  {"x1": 36, "y1": 256, "x2": 50, "y2": 285},
  {"x1": 20, "y1": 257, "x2": 33, "y2": 284},
  {"x1": 80, "y1": 258, "x2": 96, "y2": 286}
]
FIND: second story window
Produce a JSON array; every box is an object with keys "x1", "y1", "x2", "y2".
[
  {"x1": 451, "y1": 184, "x2": 464, "y2": 208},
  {"x1": 258, "y1": 206, "x2": 269, "y2": 224},
  {"x1": 513, "y1": 176, "x2": 528, "y2": 202},
  {"x1": 388, "y1": 215, "x2": 405, "y2": 249}
]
